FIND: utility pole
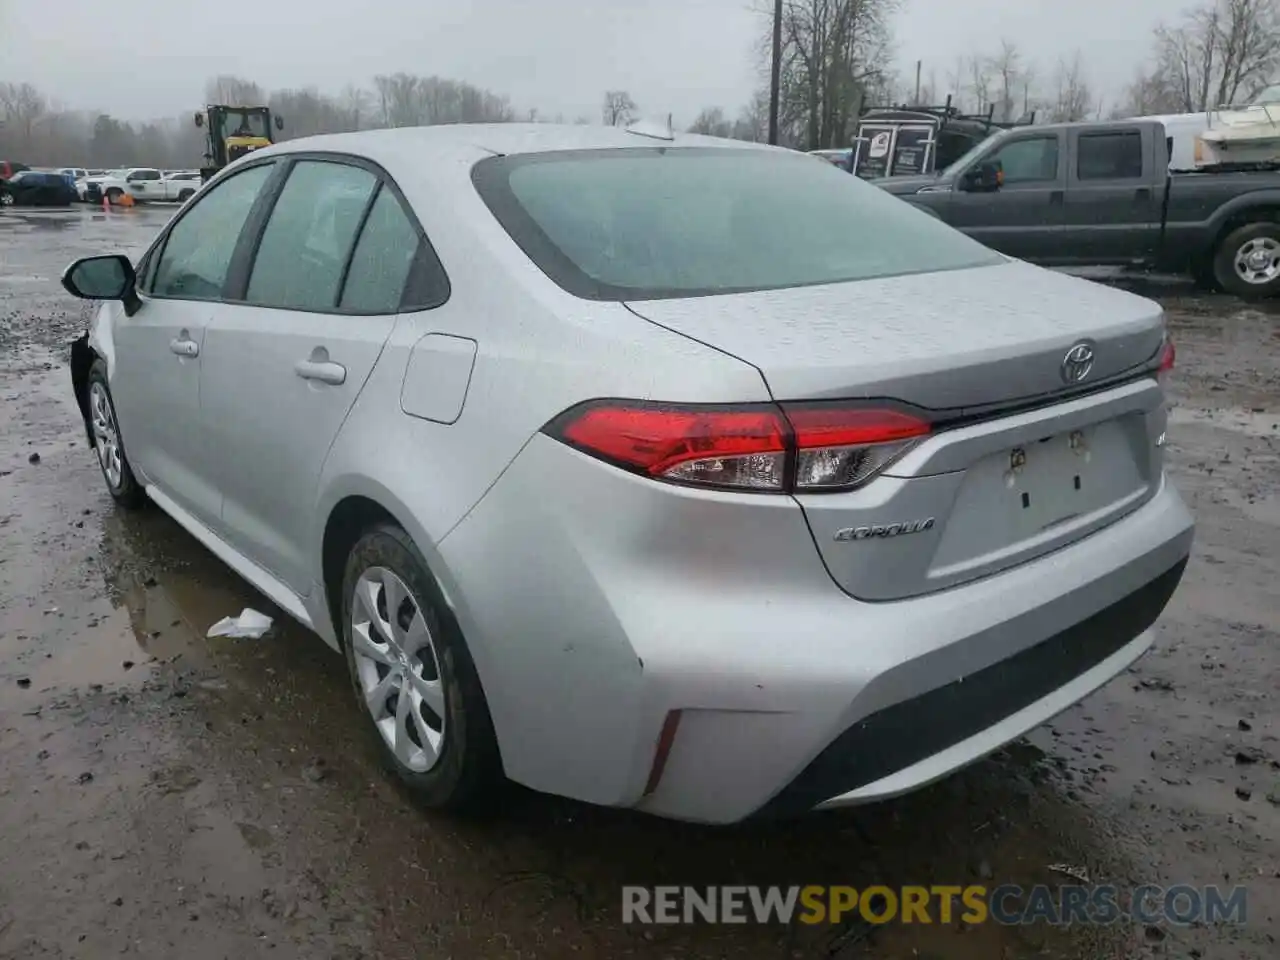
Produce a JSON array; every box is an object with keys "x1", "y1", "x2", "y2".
[
  {"x1": 768, "y1": 0, "x2": 782, "y2": 144},
  {"x1": 914, "y1": 60, "x2": 922, "y2": 104}
]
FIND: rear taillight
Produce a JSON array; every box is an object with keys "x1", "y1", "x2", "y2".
[
  {"x1": 1156, "y1": 336, "x2": 1176, "y2": 386},
  {"x1": 545, "y1": 400, "x2": 930, "y2": 493}
]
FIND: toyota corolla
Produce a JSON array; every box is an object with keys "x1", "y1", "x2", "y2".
[{"x1": 61, "y1": 123, "x2": 1192, "y2": 823}]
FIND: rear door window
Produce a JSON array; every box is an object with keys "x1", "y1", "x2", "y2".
[
  {"x1": 245, "y1": 160, "x2": 378, "y2": 312},
  {"x1": 338, "y1": 187, "x2": 423, "y2": 313},
  {"x1": 1077, "y1": 132, "x2": 1144, "y2": 180}
]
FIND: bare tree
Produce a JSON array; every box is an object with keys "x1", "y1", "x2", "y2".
[
  {"x1": 1113, "y1": 68, "x2": 1184, "y2": 117},
  {"x1": 1155, "y1": 0, "x2": 1280, "y2": 111},
  {"x1": 687, "y1": 106, "x2": 734, "y2": 137},
  {"x1": 204, "y1": 75, "x2": 266, "y2": 105},
  {"x1": 945, "y1": 56, "x2": 967, "y2": 110},
  {"x1": 0, "y1": 82, "x2": 47, "y2": 141},
  {"x1": 602, "y1": 91, "x2": 637, "y2": 126},
  {"x1": 733, "y1": 89, "x2": 771, "y2": 141},
  {"x1": 0, "y1": 73, "x2": 525, "y2": 167},
  {"x1": 967, "y1": 55, "x2": 992, "y2": 115},
  {"x1": 989, "y1": 39, "x2": 1021, "y2": 121},
  {"x1": 340, "y1": 84, "x2": 372, "y2": 130},
  {"x1": 1048, "y1": 51, "x2": 1094, "y2": 122},
  {"x1": 767, "y1": 0, "x2": 899, "y2": 150}
]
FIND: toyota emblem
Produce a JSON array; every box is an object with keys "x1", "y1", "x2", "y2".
[{"x1": 1060, "y1": 341, "x2": 1095, "y2": 384}]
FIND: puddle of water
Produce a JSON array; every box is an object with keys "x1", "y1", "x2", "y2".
[
  {"x1": 1169, "y1": 405, "x2": 1279, "y2": 438},
  {"x1": 13, "y1": 602, "x2": 153, "y2": 692}
]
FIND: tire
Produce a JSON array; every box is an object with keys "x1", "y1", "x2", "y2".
[
  {"x1": 0, "y1": 192, "x2": 13, "y2": 207},
  {"x1": 86, "y1": 360, "x2": 145, "y2": 508},
  {"x1": 177, "y1": 189, "x2": 195, "y2": 202},
  {"x1": 1212, "y1": 222, "x2": 1280, "y2": 299},
  {"x1": 105, "y1": 188, "x2": 122, "y2": 205},
  {"x1": 340, "y1": 523, "x2": 502, "y2": 811}
]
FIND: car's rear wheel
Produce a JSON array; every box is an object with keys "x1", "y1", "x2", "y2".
[
  {"x1": 87, "y1": 360, "x2": 145, "y2": 508},
  {"x1": 0, "y1": 192, "x2": 13, "y2": 207},
  {"x1": 340, "y1": 523, "x2": 502, "y2": 810},
  {"x1": 1214, "y1": 222, "x2": 1280, "y2": 299},
  {"x1": 178, "y1": 189, "x2": 195, "y2": 202},
  {"x1": 105, "y1": 187, "x2": 122, "y2": 205}
]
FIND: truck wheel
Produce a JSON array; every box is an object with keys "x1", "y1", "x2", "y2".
[
  {"x1": 177, "y1": 189, "x2": 195, "y2": 202},
  {"x1": 1214, "y1": 223, "x2": 1280, "y2": 299},
  {"x1": 105, "y1": 188, "x2": 123, "y2": 205}
]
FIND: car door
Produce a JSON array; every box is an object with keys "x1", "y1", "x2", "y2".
[
  {"x1": 111, "y1": 161, "x2": 278, "y2": 529},
  {"x1": 199, "y1": 156, "x2": 413, "y2": 593},
  {"x1": 127, "y1": 168, "x2": 162, "y2": 201},
  {"x1": 946, "y1": 131, "x2": 1066, "y2": 260},
  {"x1": 1057, "y1": 126, "x2": 1161, "y2": 265}
]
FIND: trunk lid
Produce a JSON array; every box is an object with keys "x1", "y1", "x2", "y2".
[
  {"x1": 623, "y1": 260, "x2": 1164, "y2": 411},
  {"x1": 625, "y1": 262, "x2": 1169, "y2": 600}
]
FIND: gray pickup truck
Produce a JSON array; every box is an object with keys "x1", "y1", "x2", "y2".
[{"x1": 875, "y1": 119, "x2": 1280, "y2": 298}]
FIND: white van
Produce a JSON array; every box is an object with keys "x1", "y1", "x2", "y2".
[{"x1": 1126, "y1": 113, "x2": 1210, "y2": 171}]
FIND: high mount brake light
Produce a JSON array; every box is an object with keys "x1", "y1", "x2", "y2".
[{"x1": 545, "y1": 400, "x2": 931, "y2": 493}]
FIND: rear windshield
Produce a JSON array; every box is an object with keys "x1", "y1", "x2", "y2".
[{"x1": 471, "y1": 147, "x2": 1002, "y2": 300}]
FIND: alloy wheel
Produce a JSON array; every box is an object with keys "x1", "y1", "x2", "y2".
[
  {"x1": 349, "y1": 566, "x2": 446, "y2": 773},
  {"x1": 1233, "y1": 236, "x2": 1280, "y2": 285},
  {"x1": 89, "y1": 381, "x2": 123, "y2": 489}
]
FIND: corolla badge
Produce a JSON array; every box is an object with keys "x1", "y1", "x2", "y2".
[
  {"x1": 1060, "y1": 340, "x2": 1096, "y2": 384},
  {"x1": 834, "y1": 518, "x2": 935, "y2": 542}
]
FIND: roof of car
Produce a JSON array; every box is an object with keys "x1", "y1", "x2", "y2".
[{"x1": 252, "y1": 122, "x2": 782, "y2": 169}]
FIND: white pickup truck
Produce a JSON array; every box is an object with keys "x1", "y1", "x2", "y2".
[
  {"x1": 159, "y1": 171, "x2": 202, "y2": 202},
  {"x1": 83, "y1": 168, "x2": 199, "y2": 204},
  {"x1": 83, "y1": 168, "x2": 163, "y2": 204}
]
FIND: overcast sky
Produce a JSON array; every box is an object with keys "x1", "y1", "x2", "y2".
[{"x1": 0, "y1": 0, "x2": 1172, "y2": 123}]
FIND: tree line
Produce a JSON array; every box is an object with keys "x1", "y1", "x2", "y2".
[
  {"x1": 3, "y1": 0, "x2": 1278, "y2": 167},
  {"x1": 690, "y1": 0, "x2": 1280, "y2": 150},
  {"x1": 0, "y1": 73, "x2": 575, "y2": 169}
]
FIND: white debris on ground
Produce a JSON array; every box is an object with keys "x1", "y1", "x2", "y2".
[{"x1": 206, "y1": 608, "x2": 274, "y2": 639}]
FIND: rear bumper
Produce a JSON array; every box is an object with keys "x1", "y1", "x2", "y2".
[
  {"x1": 757, "y1": 557, "x2": 1184, "y2": 818},
  {"x1": 438, "y1": 435, "x2": 1194, "y2": 824}
]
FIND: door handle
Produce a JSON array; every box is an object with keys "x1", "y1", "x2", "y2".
[
  {"x1": 169, "y1": 337, "x2": 198, "y2": 358},
  {"x1": 1049, "y1": 190, "x2": 1064, "y2": 204},
  {"x1": 1135, "y1": 187, "x2": 1152, "y2": 200},
  {"x1": 295, "y1": 359, "x2": 346, "y2": 385}
]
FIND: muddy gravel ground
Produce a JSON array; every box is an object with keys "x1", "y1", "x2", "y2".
[{"x1": 0, "y1": 206, "x2": 1276, "y2": 960}]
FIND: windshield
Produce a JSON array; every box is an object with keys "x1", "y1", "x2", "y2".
[
  {"x1": 940, "y1": 131, "x2": 1003, "y2": 178},
  {"x1": 472, "y1": 147, "x2": 1002, "y2": 301},
  {"x1": 218, "y1": 109, "x2": 268, "y2": 139}
]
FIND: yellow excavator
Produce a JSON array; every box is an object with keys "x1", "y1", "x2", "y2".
[{"x1": 195, "y1": 105, "x2": 284, "y2": 183}]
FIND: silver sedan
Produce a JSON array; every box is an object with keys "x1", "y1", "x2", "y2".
[{"x1": 61, "y1": 123, "x2": 1192, "y2": 823}]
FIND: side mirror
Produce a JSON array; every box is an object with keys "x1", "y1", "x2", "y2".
[
  {"x1": 62, "y1": 255, "x2": 136, "y2": 301},
  {"x1": 962, "y1": 160, "x2": 1003, "y2": 192},
  {"x1": 194, "y1": 112, "x2": 204, "y2": 128},
  {"x1": 274, "y1": 115, "x2": 284, "y2": 131}
]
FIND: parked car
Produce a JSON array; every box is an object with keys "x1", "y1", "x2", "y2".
[
  {"x1": 72, "y1": 170, "x2": 108, "y2": 200},
  {"x1": 0, "y1": 160, "x2": 30, "y2": 180},
  {"x1": 82, "y1": 167, "x2": 164, "y2": 204},
  {"x1": 159, "y1": 170, "x2": 202, "y2": 202},
  {"x1": 874, "y1": 118, "x2": 1280, "y2": 298},
  {"x1": 61, "y1": 125, "x2": 1192, "y2": 824},
  {"x1": 0, "y1": 170, "x2": 78, "y2": 206},
  {"x1": 58, "y1": 167, "x2": 89, "y2": 183}
]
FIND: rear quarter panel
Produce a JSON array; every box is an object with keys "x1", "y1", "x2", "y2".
[
  {"x1": 1163, "y1": 175, "x2": 1280, "y2": 268},
  {"x1": 311, "y1": 151, "x2": 772, "y2": 600}
]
